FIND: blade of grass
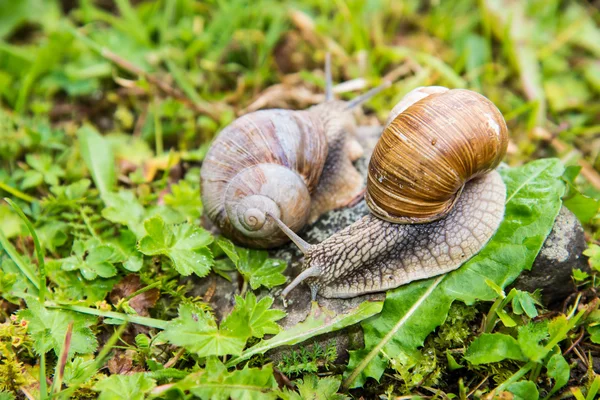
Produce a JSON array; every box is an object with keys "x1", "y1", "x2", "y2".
[
  {"x1": 0, "y1": 182, "x2": 36, "y2": 203},
  {"x1": 5, "y1": 198, "x2": 46, "y2": 302},
  {"x1": 46, "y1": 303, "x2": 168, "y2": 330},
  {"x1": 0, "y1": 230, "x2": 40, "y2": 293}
]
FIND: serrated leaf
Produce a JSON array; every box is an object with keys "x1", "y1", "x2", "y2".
[
  {"x1": 163, "y1": 180, "x2": 203, "y2": 219},
  {"x1": 227, "y1": 301, "x2": 383, "y2": 367},
  {"x1": 225, "y1": 293, "x2": 286, "y2": 339},
  {"x1": 137, "y1": 216, "x2": 214, "y2": 277},
  {"x1": 464, "y1": 333, "x2": 526, "y2": 364},
  {"x1": 175, "y1": 357, "x2": 278, "y2": 400},
  {"x1": 17, "y1": 296, "x2": 97, "y2": 356},
  {"x1": 93, "y1": 373, "x2": 156, "y2": 400},
  {"x1": 236, "y1": 248, "x2": 286, "y2": 290},
  {"x1": 345, "y1": 159, "x2": 565, "y2": 387},
  {"x1": 163, "y1": 303, "x2": 246, "y2": 357},
  {"x1": 60, "y1": 239, "x2": 121, "y2": 280},
  {"x1": 279, "y1": 375, "x2": 349, "y2": 400},
  {"x1": 78, "y1": 125, "x2": 115, "y2": 200},
  {"x1": 518, "y1": 321, "x2": 549, "y2": 362}
]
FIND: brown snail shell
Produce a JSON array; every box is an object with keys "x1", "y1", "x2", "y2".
[
  {"x1": 366, "y1": 88, "x2": 509, "y2": 224},
  {"x1": 201, "y1": 109, "x2": 328, "y2": 248}
]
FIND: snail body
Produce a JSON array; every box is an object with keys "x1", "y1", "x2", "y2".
[{"x1": 279, "y1": 87, "x2": 509, "y2": 299}]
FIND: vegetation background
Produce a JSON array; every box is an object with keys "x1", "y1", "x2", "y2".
[{"x1": 0, "y1": 0, "x2": 599, "y2": 399}]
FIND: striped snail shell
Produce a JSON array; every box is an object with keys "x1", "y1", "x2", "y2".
[
  {"x1": 366, "y1": 88, "x2": 509, "y2": 224},
  {"x1": 200, "y1": 109, "x2": 328, "y2": 248}
]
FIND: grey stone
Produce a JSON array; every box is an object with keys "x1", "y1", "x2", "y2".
[{"x1": 512, "y1": 206, "x2": 589, "y2": 306}]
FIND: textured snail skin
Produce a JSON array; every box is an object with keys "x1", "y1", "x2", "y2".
[
  {"x1": 299, "y1": 169, "x2": 506, "y2": 298},
  {"x1": 201, "y1": 102, "x2": 364, "y2": 248},
  {"x1": 367, "y1": 89, "x2": 508, "y2": 224}
]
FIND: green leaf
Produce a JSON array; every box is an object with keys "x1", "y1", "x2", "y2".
[
  {"x1": 137, "y1": 216, "x2": 214, "y2": 277},
  {"x1": 176, "y1": 357, "x2": 278, "y2": 400},
  {"x1": 506, "y1": 381, "x2": 539, "y2": 400},
  {"x1": 102, "y1": 191, "x2": 146, "y2": 237},
  {"x1": 587, "y1": 324, "x2": 600, "y2": 344},
  {"x1": 583, "y1": 244, "x2": 600, "y2": 272},
  {"x1": 93, "y1": 373, "x2": 156, "y2": 400},
  {"x1": 78, "y1": 125, "x2": 115, "y2": 201},
  {"x1": 163, "y1": 303, "x2": 247, "y2": 357},
  {"x1": 227, "y1": 301, "x2": 383, "y2": 367},
  {"x1": 60, "y1": 239, "x2": 121, "y2": 280},
  {"x1": 226, "y1": 292, "x2": 286, "y2": 339},
  {"x1": 279, "y1": 375, "x2": 349, "y2": 400},
  {"x1": 236, "y1": 248, "x2": 286, "y2": 290},
  {"x1": 17, "y1": 296, "x2": 97, "y2": 356},
  {"x1": 562, "y1": 166, "x2": 600, "y2": 224},
  {"x1": 517, "y1": 321, "x2": 549, "y2": 362},
  {"x1": 345, "y1": 159, "x2": 565, "y2": 388},
  {"x1": 163, "y1": 180, "x2": 203, "y2": 219},
  {"x1": 464, "y1": 333, "x2": 526, "y2": 365},
  {"x1": 546, "y1": 352, "x2": 570, "y2": 397},
  {"x1": 512, "y1": 290, "x2": 539, "y2": 318}
]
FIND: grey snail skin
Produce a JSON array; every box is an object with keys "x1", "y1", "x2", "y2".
[
  {"x1": 276, "y1": 86, "x2": 509, "y2": 299},
  {"x1": 201, "y1": 55, "x2": 390, "y2": 249}
]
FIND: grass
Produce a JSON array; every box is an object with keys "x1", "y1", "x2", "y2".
[{"x1": 0, "y1": 0, "x2": 599, "y2": 399}]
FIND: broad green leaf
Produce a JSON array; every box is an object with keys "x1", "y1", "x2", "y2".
[
  {"x1": 137, "y1": 216, "x2": 214, "y2": 277},
  {"x1": 93, "y1": 373, "x2": 156, "y2": 400},
  {"x1": 464, "y1": 333, "x2": 526, "y2": 365},
  {"x1": 227, "y1": 301, "x2": 383, "y2": 367},
  {"x1": 506, "y1": 380, "x2": 539, "y2": 400},
  {"x1": 17, "y1": 296, "x2": 97, "y2": 356},
  {"x1": 279, "y1": 375, "x2": 348, "y2": 400},
  {"x1": 163, "y1": 303, "x2": 246, "y2": 357},
  {"x1": 175, "y1": 357, "x2": 278, "y2": 400},
  {"x1": 78, "y1": 125, "x2": 115, "y2": 201},
  {"x1": 345, "y1": 159, "x2": 565, "y2": 387},
  {"x1": 546, "y1": 353, "x2": 570, "y2": 397},
  {"x1": 225, "y1": 292, "x2": 286, "y2": 339}
]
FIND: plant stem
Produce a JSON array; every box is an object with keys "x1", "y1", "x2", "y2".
[
  {"x1": 153, "y1": 98, "x2": 163, "y2": 155},
  {"x1": 5, "y1": 198, "x2": 46, "y2": 302},
  {"x1": 0, "y1": 230, "x2": 40, "y2": 291},
  {"x1": 0, "y1": 181, "x2": 36, "y2": 203},
  {"x1": 46, "y1": 303, "x2": 168, "y2": 330}
]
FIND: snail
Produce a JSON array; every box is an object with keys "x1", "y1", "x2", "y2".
[
  {"x1": 201, "y1": 55, "x2": 390, "y2": 248},
  {"x1": 274, "y1": 86, "x2": 509, "y2": 299}
]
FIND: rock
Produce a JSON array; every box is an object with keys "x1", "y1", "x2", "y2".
[{"x1": 512, "y1": 206, "x2": 589, "y2": 306}]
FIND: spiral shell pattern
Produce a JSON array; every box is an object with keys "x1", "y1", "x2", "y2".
[
  {"x1": 366, "y1": 88, "x2": 509, "y2": 224},
  {"x1": 201, "y1": 109, "x2": 328, "y2": 248}
]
